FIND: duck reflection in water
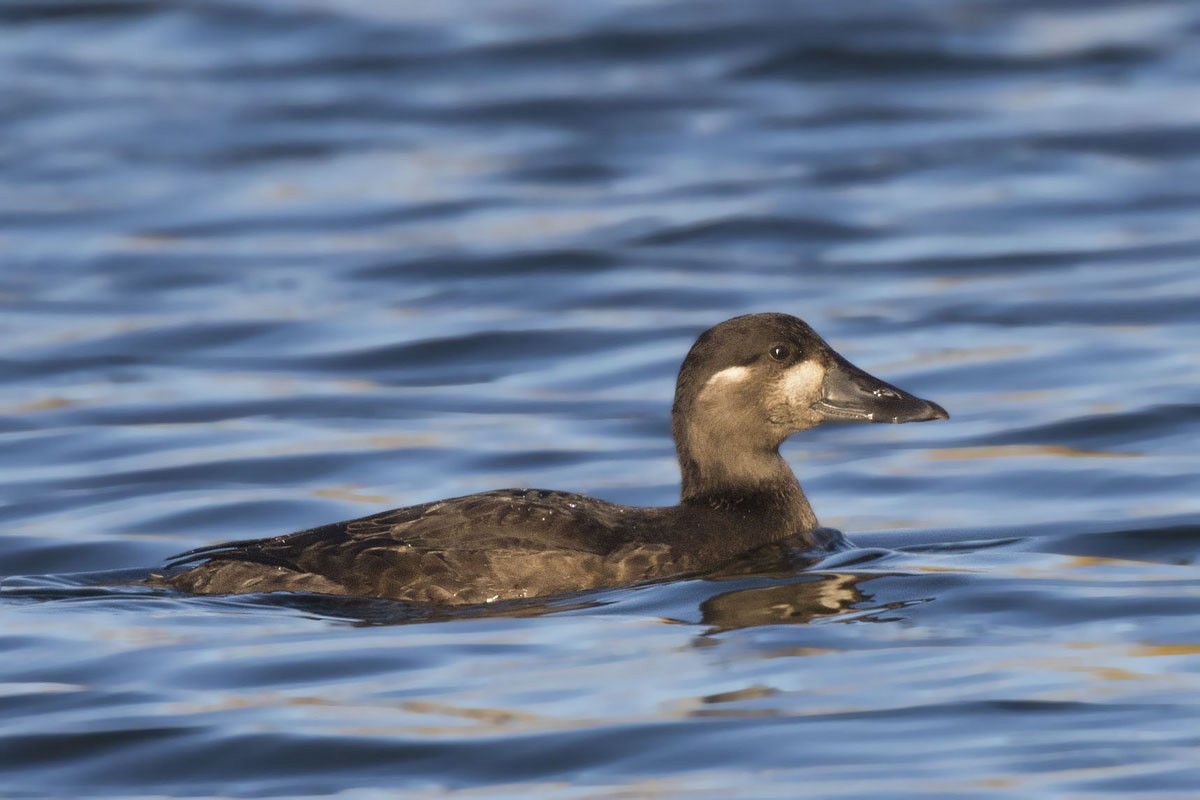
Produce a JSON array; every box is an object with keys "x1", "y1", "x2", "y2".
[{"x1": 698, "y1": 573, "x2": 867, "y2": 632}]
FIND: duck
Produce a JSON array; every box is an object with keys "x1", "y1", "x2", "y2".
[{"x1": 150, "y1": 313, "x2": 947, "y2": 604}]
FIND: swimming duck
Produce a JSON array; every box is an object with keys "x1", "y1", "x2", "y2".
[{"x1": 152, "y1": 313, "x2": 947, "y2": 604}]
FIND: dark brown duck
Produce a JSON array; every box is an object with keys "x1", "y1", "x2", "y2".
[{"x1": 151, "y1": 313, "x2": 948, "y2": 604}]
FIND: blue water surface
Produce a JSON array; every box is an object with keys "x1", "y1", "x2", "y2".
[{"x1": 2, "y1": 0, "x2": 1200, "y2": 797}]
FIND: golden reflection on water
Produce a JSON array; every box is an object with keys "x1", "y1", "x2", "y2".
[
  {"x1": 929, "y1": 444, "x2": 1138, "y2": 460},
  {"x1": 312, "y1": 486, "x2": 394, "y2": 505},
  {"x1": 1136, "y1": 643, "x2": 1200, "y2": 657},
  {"x1": 3, "y1": 395, "x2": 74, "y2": 414},
  {"x1": 401, "y1": 699, "x2": 543, "y2": 728},
  {"x1": 879, "y1": 343, "x2": 1032, "y2": 370}
]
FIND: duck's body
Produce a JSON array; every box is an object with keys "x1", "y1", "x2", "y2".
[
  {"x1": 153, "y1": 313, "x2": 946, "y2": 604},
  {"x1": 159, "y1": 484, "x2": 814, "y2": 603}
]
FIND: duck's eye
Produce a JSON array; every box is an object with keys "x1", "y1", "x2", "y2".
[{"x1": 769, "y1": 345, "x2": 791, "y2": 362}]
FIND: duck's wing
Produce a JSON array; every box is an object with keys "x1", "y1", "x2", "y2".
[
  {"x1": 340, "y1": 488, "x2": 642, "y2": 552},
  {"x1": 159, "y1": 489, "x2": 670, "y2": 602}
]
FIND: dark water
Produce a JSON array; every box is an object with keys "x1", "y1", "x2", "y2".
[{"x1": 3, "y1": 0, "x2": 1200, "y2": 796}]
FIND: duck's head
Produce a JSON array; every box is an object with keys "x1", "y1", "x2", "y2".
[{"x1": 672, "y1": 313, "x2": 947, "y2": 497}]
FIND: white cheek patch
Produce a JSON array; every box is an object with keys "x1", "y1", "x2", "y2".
[
  {"x1": 778, "y1": 360, "x2": 826, "y2": 400},
  {"x1": 704, "y1": 366, "x2": 751, "y2": 388}
]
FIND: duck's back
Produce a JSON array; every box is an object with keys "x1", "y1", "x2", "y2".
[{"x1": 155, "y1": 489, "x2": 679, "y2": 604}]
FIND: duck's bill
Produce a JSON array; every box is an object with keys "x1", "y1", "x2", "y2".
[{"x1": 812, "y1": 357, "x2": 949, "y2": 424}]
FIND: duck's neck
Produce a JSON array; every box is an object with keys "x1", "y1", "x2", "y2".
[{"x1": 676, "y1": 440, "x2": 819, "y2": 539}]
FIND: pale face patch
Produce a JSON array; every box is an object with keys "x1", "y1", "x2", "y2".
[
  {"x1": 696, "y1": 367, "x2": 748, "y2": 431},
  {"x1": 766, "y1": 359, "x2": 827, "y2": 429},
  {"x1": 703, "y1": 365, "x2": 751, "y2": 388},
  {"x1": 695, "y1": 365, "x2": 752, "y2": 410},
  {"x1": 777, "y1": 360, "x2": 826, "y2": 400}
]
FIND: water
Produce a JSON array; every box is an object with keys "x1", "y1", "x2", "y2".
[{"x1": 2, "y1": 0, "x2": 1200, "y2": 796}]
